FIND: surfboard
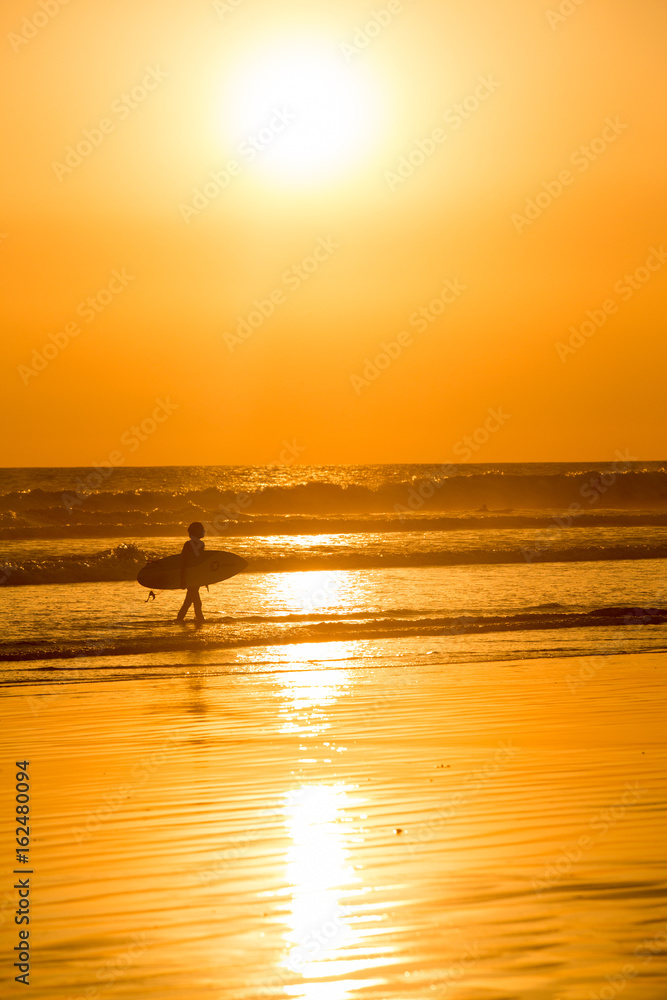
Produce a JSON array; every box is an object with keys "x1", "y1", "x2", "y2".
[{"x1": 137, "y1": 550, "x2": 248, "y2": 590}]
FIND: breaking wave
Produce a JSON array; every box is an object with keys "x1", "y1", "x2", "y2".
[
  {"x1": 2, "y1": 539, "x2": 667, "y2": 587},
  {"x1": 1, "y1": 464, "x2": 667, "y2": 539}
]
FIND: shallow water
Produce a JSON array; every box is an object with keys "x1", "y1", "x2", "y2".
[
  {"x1": 2, "y1": 561, "x2": 667, "y2": 678},
  {"x1": 1, "y1": 652, "x2": 665, "y2": 999}
]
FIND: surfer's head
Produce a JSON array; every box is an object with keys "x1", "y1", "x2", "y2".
[{"x1": 187, "y1": 521, "x2": 205, "y2": 539}]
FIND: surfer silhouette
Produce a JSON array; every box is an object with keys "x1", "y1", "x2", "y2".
[{"x1": 177, "y1": 521, "x2": 206, "y2": 623}]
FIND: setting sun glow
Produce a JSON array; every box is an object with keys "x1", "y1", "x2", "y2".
[
  {"x1": 2, "y1": 0, "x2": 666, "y2": 463},
  {"x1": 225, "y1": 38, "x2": 382, "y2": 182}
]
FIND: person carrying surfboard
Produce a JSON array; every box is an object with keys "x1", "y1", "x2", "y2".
[{"x1": 177, "y1": 521, "x2": 206, "y2": 623}]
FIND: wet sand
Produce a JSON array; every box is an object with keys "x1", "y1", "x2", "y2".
[{"x1": 1, "y1": 650, "x2": 666, "y2": 999}]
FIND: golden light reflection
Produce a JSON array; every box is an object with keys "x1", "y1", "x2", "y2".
[
  {"x1": 278, "y1": 665, "x2": 350, "y2": 738},
  {"x1": 282, "y1": 784, "x2": 358, "y2": 984},
  {"x1": 269, "y1": 569, "x2": 350, "y2": 615},
  {"x1": 273, "y1": 647, "x2": 392, "y2": 998},
  {"x1": 265, "y1": 535, "x2": 351, "y2": 550},
  {"x1": 282, "y1": 666, "x2": 349, "y2": 704}
]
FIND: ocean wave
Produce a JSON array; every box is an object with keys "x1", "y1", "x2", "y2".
[
  {"x1": 1, "y1": 465, "x2": 667, "y2": 540},
  {"x1": 1, "y1": 605, "x2": 666, "y2": 661},
  {"x1": 0, "y1": 544, "x2": 151, "y2": 586},
  {"x1": 3, "y1": 508, "x2": 667, "y2": 541},
  {"x1": 2, "y1": 541, "x2": 667, "y2": 586}
]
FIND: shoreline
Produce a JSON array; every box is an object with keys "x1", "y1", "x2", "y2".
[{"x1": 3, "y1": 624, "x2": 667, "y2": 683}]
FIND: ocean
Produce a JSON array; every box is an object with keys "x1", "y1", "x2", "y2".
[
  {"x1": 3, "y1": 463, "x2": 667, "y2": 1000},
  {"x1": 2, "y1": 462, "x2": 667, "y2": 680}
]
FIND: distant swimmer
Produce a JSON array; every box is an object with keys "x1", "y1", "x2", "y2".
[{"x1": 177, "y1": 521, "x2": 206, "y2": 623}]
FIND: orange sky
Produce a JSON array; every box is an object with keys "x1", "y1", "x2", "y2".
[{"x1": 2, "y1": 0, "x2": 666, "y2": 466}]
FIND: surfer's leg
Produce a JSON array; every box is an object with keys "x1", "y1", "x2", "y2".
[
  {"x1": 177, "y1": 590, "x2": 194, "y2": 621},
  {"x1": 193, "y1": 588, "x2": 204, "y2": 623}
]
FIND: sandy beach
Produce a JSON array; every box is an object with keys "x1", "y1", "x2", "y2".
[{"x1": 1, "y1": 648, "x2": 665, "y2": 999}]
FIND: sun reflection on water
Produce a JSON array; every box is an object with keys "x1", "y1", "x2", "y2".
[
  {"x1": 272, "y1": 652, "x2": 390, "y2": 999},
  {"x1": 270, "y1": 569, "x2": 351, "y2": 615},
  {"x1": 277, "y1": 652, "x2": 352, "y2": 736},
  {"x1": 279, "y1": 781, "x2": 390, "y2": 998},
  {"x1": 283, "y1": 784, "x2": 356, "y2": 976},
  {"x1": 281, "y1": 664, "x2": 349, "y2": 707}
]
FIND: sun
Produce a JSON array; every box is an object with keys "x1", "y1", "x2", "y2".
[{"x1": 224, "y1": 37, "x2": 383, "y2": 183}]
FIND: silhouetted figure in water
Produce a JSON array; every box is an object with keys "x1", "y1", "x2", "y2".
[{"x1": 177, "y1": 521, "x2": 206, "y2": 623}]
